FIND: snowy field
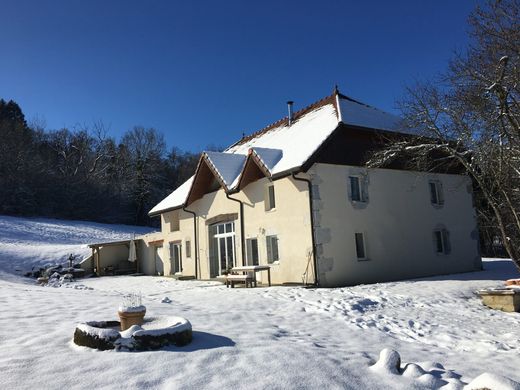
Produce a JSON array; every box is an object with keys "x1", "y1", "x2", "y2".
[
  {"x1": 0, "y1": 215, "x2": 154, "y2": 276},
  {"x1": 1, "y1": 216, "x2": 520, "y2": 389}
]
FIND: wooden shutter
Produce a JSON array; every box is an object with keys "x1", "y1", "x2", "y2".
[
  {"x1": 361, "y1": 176, "x2": 369, "y2": 202},
  {"x1": 186, "y1": 240, "x2": 191, "y2": 258},
  {"x1": 246, "y1": 239, "x2": 253, "y2": 266},
  {"x1": 271, "y1": 236, "x2": 279, "y2": 261},
  {"x1": 266, "y1": 236, "x2": 273, "y2": 263}
]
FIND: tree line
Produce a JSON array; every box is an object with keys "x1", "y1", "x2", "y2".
[{"x1": 0, "y1": 100, "x2": 200, "y2": 226}]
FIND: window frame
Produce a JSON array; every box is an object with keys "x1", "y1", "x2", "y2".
[
  {"x1": 354, "y1": 232, "x2": 368, "y2": 261},
  {"x1": 348, "y1": 175, "x2": 368, "y2": 203},
  {"x1": 266, "y1": 235, "x2": 280, "y2": 264},
  {"x1": 265, "y1": 183, "x2": 276, "y2": 211},
  {"x1": 349, "y1": 176, "x2": 362, "y2": 202},
  {"x1": 429, "y1": 180, "x2": 444, "y2": 207},
  {"x1": 169, "y1": 241, "x2": 183, "y2": 274},
  {"x1": 169, "y1": 217, "x2": 180, "y2": 232},
  {"x1": 433, "y1": 228, "x2": 450, "y2": 255}
]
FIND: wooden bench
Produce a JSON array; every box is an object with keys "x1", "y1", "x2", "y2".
[{"x1": 225, "y1": 274, "x2": 255, "y2": 288}]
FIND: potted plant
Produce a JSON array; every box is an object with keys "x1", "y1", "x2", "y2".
[{"x1": 118, "y1": 292, "x2": 146, "y2": 331}]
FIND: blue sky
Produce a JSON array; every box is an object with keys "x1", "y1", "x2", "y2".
[{"x1": 1, "y1": 0, "x2": 481, "y2": 152}]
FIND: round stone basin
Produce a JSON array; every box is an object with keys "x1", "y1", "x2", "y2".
[{"x1": 73, "y1": 316, "x2": 192, "y2": 351}]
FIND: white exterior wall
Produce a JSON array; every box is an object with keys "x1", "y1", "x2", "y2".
[
  {"x1": 137, "y1": 231, "x2": 166, "y2": 276},
  {"x1": 190, "y1": 175, "x2": 314, "y2": 284},
  {"x1": 159, "y1": 210, "x2": 196, "y2": 277},
  {"x1": 141, "y1": 175, "x2": 314, "y2": 284},
  {"x1": 310, "y1": 163, "x2": 481, "y2": 287}
]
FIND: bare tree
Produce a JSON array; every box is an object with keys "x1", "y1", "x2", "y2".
[
  {"x1": 368, "y1": 0, "x2": 520, "y2": 268},
  {"x1": 121, "y1": 126, "x2": 167, "y2": 224}
]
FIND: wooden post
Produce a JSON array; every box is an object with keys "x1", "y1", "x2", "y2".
[
  {"x1": 96, "y1": 247, "x2": 101, "y2": 276},
  {"x1": 136, "y1": 244, "x2": 139, "y2": 274}
]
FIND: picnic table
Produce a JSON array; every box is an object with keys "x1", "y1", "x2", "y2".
[{"x1": 227, "y1": 265, "x2": 272, "y2": 288}]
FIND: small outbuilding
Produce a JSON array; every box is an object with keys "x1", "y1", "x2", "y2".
[{"x1": 82, "y1": 240, "x2": 140, "y2": 276}]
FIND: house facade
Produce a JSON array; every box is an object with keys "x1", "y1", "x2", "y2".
[{"x1": 129, "y1": 90, "x2": 481, "y2": 287}]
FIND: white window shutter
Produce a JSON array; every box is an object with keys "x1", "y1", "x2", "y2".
[{"x1": 361, "y1": 175, "x2": 369, "y2": 202}]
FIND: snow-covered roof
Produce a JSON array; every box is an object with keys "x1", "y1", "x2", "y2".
[
  {"x1": 338, "y1": 95, "x2": 404, "y2": 132},
  {"x1": 226, "y1": 103, "x2": 339, "y2": 175},
  {"x1": 204, "y1": 151, "x2": 247, "y2": 189},
  {"x1": 250, "y1": 147, "x2": 283, "y2": 175},
  {"x1": 148, "y1": 176, "x2": 194, "y2": 215},
  {"x1": 149, "y1": 90, "x2": 409, "y2": 215}
]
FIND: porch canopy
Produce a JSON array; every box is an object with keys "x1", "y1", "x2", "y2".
[{"x1": 88, "y1": 239, "x2": 140, "y2": 276}]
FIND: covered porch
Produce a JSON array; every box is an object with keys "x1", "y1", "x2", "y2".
[{"x1": 85, "y1": 239, "x2": 141, "y2": 276}]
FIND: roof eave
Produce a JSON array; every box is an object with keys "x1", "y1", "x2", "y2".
[{"x1": 148, "y1": 203, "x2": 185, "y2": 217}]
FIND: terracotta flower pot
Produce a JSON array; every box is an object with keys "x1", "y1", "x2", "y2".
[{"x1": 118, "y1": 306, "x2": 146, "y2": 331}]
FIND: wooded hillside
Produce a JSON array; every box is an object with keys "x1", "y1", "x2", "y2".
[{"x1": 0, "y1": 100, "x2": 200, "y2": 226}]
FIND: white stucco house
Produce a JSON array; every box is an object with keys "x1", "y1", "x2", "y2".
[{"x1": 85, "y1": 88, "x2": 481, "y2": 287}]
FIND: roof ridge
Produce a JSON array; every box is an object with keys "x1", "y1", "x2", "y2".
[
  {"x1": 228, "y1": 92, "x2": 337, "y2": 149},
  {"x1": 336, "y1": 92, "x2": 366, "y2": 105},
  {"x1": 337, "y1": 92, "x2": 400, "y2": 117}
]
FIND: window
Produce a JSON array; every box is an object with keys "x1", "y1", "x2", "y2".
[
  {"x1": 429, "y1": 181, "x2": 444, "y2": 206},
  {"x1": 185, "y1": 240, "x2": 191, "y2": 258},
  {"x1": 266, "y1": 235, "x2": 279, "y2": 263},
  {"x1": 355, "y1": 233, "x2": 367, "y2": 260},
  {"x1": 350, "y1": 176, "x2": 361, "y2": 201},
  {"x1": 434, "y1": 229, "x2": 450, "y2": 255},
  {"x1": 170, "y1": 216, "x2": 180, "y2": 232},
  {"x1": 348, "y1": 176, "x2": 367, "y2": 203},
  {"x1": 265, "y1": 184, "x2": 276, "y2": 211},
  {"x1": 246, "y1": 238, "x2": 259, "y2": 266}
]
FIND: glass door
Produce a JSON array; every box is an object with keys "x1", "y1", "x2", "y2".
[
  {"x1": 209, "y1": 222, "x2": 236, "y2": 277},
  {"x1": 169, "y1": 242, "x2": 182, "y2": 275}
]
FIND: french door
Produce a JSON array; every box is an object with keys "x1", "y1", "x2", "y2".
[
  {"x1": 209, "y1": 222, "x2": 236, "y2": 277},
  {"x1": 169, "y1": 242, "x2": 182, "y2": 275}
]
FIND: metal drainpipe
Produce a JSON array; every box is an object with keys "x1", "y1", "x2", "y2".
[
  {"x1": 226, "y1": 193, "x2": 246, "y2": 266},
  {"x1": 182, "y1": 206, "x2": 198, "y2": 279},
  {"x1": 291, "y1": 172, "x2": 319, "y2": 287}
]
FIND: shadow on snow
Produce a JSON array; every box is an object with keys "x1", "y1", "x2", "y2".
[{"x1": 162, "y1": 331, "x2": 235, "y2": 352}]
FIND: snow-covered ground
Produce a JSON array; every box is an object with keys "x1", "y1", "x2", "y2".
[
  {"x1": 0, "y1": 215, "x2": 155, "y2": 276},
  {"x1": 0, "y1": 215, "x2": 519, "y2": 389}
]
